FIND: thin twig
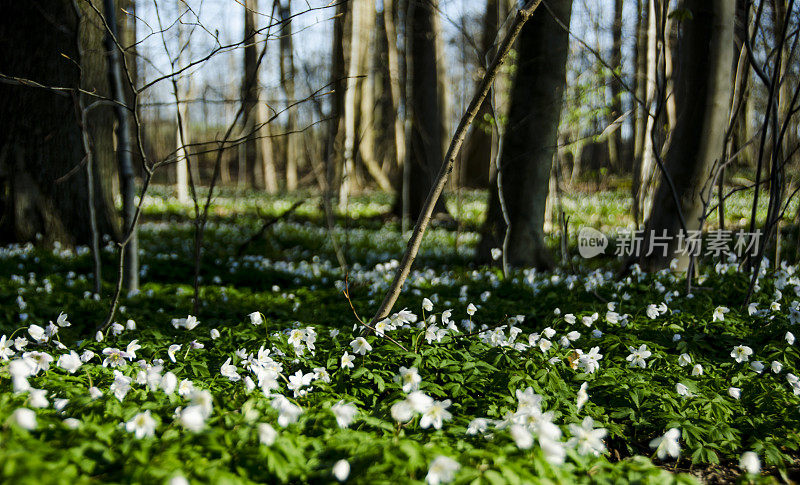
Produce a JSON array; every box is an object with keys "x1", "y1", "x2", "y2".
[{"x1": 343, "y1": 280, "x2": 409, "y2": 352}]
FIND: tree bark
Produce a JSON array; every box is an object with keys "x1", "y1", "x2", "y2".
[
  {"x1": 340, "y1": 0, "x2": 363, "y2": 207},
  {"x1": 103, "y1": 0, "x2": 139, "y2": 292},
  {"x1": 279, "y1": 0, "x2": 299, "y2": 192},
  {"x1": 631, "y1": 0, "x2": 647, "y2": 177},
  {"x1": 241, "y1": 0, "x2": 277, "y2": 193},
  {"x1": 730, "y1": 0, "x2": 752, "y2": 169},
  {"x1": 477, "y1": 0, "x2": 573, "y2": 268},
  {"x1": 175, "y1": 0, "x2": 190, "y2": 203},
  {"x1": 663, "y1": 11, "x2": 677, "y2": 132},
  {"x1": 606, "y1": 0, "x2": 624, "y2": 172},
  {"x1": 394, "y1": 0, "x2": 448, "y2": 219},
  {"x1": 632, "y1": 0, "x2": 658, "y2": 226},
  {"x1": 0, "y1": 0, "x2": 120, "y2": 246},
  {"x1": 460, "y1": 0, "x2": 500, "y2": 188},
  {"x1": 326, "y1": 1, "x2": 349, "y2": 205},
  {"x1": 639, "y1": 0, "x2": 733, "y2": 271},
  {"x1": 341, "y1": 0, "x2": 391, "y2": 203},
  {"x1": 382, "y1": 0, "x2": 406, "y2": 181},
  {"x1": 357, "y1": 6, "x2": 394, "y2": 193}
]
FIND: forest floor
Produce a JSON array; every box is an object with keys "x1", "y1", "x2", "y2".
[{"x1": 0, "y1": 188, "x2": 799, "y2": 484}]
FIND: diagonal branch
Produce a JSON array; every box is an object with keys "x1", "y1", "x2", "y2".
[{"x1": 366, "y1": 0, "x2": 543, "y2": 327}]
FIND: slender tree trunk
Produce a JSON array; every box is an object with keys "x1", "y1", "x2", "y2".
[
  {"x1": 326, "y1": 1, "x2": 348, "y2": 205},
  {"x1": 382, "y1": 0, "x2": 406, "y2": 181},
  {"x1": 0, "y1": 0, "x2": 120, "y2": 245},
  {"x1": 103, "y1": 0, "x2": 138, "y2": 292},
  {"x1": 394, "y1": 0, "x2": 448, "y2": 219},
  {"x1": 731, "y1": 0, "x2": 752, "y2": 169},
  {"x1": 460, "y1": 0, "x2": 499, "y2": 188},
  {"x1": 353, "y1": 3, "x2": 392, "y2": 192},
  {"x1": 279, "y1": 0, "x2": 299, "y2": 192},
  {"x1": 175, "y1": 0, "x2": 190, "y2": 203},
  {"x1": 606, "y1": 0, "x2": 624, "y2": 173},
  {"x1": 258, "y1": 96, "x2": 278, "y2": 192},
  {"x1": 119, "y1": 0, "x2": 139, "y2": 175},
  {"x1": 340, "y1": 0, "x2": 364, "y2": 207},
  {"x1": 477, "y1": 0, "x2": 573, "y2": 268},
  {"x1": 219, "y1": 87, "x2": 232, "y2": 185},
  {"x1": 633, "y1": 0, "x2": 658, "y2": 226},
  {"x1": 243, "y1": 0, "x2": 262, "y2": 189},
  {"x1": 631, "y1": 0, "x2": 647, "y2": 177},
  {"x1": 640, "y1": 0, "x2": 733, "y2": 271},
  {"x1": 434, "y1": 8, "x2": 451, "y2": 169},
  {"x1": 772, "y1": 0, "x2": 790, "y2": 152},
  {"x1": 663, "y1": 12, "x2": 677, "y2": 131}
]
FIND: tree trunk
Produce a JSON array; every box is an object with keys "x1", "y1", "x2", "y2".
[
  {"x1": 639, "y1": 0, "x2": 733, "y2": 271},
  {"x1": 772, "y1": 0, "x2": 790, "y2": 152},
  {"x1": 326, "y1": 1, "x2": 349, "y2": 205},
  {"x1": 119, "y1": 0, "x2": 139, "y2": 177},
  {"x1": 258, "y1": 97, "x2": 278, "y2": 192},
  {"x1": 243, "y1": 0, "x2": 263, "y2": 189},
  {"x1": 394, "y1": 0, "x2": 448, "y2": 219},
  {"x1": 347, "y1": 0, "x2": 392, "y2": 196},
  {"x1": 175, "y1": 0, "x2": 190, "y2": 203},
  {"x1": 663, "y1": 11, "x2": 677, "y2": 132},
  {"x1": 103, "y1": 0, "x2": 139, "y2": 292},
  {"x1": 382, "y1": 0, "x2": 406, "y2": 181},
  {"x1": 477, "y1": 0, "x2": 573, "y2": 268},
  {"x1": 631, "y1": 0, "x2": 647, "y2": 176},
  {"x1": 340, "y1": 0, "x2": 364, "y2": 207},
  {"x1": 730, "y1": 0, "x2": 752, "y2": 169},
  {"x1": 0, "y1": 0, "x2": 120, "y2": 246},
  {"x1": 434, "y1": 8, "x2": 451, "y2": 172},
  {"x1": 606, "y1": 0, "x2": 624, "y2": 173},
  {"x1": 632, "y1": 0, "x2": 658, "y2": 227},
  {"x1": 279, "y1": 0, "x2": 299, "y2": 192},
  {"x1": 460, "y1": 0, "x2": 500, "y2": 188}
]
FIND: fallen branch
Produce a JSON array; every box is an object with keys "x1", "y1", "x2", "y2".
[
  {"x1": 367, "y1": 0, "x2": 543, "y2": 327},
  {"x1": 236, "y1": 200, "x2": 304, "y2": 257}
]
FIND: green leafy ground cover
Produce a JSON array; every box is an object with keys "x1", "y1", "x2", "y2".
[{"x1": 1, "y1": 189, "x2": 799, "y2": 484}]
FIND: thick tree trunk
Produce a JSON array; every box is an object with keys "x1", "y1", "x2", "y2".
[
  {"x1": 0, "y1": 0, "x2": 120, "y2": 246},
  {"x1": 477, "y1": 0, "x2": 573, "y2": 268},
  {"x1": 639, "y1": 0, "x2": 733, "y2": 271},
  {"x1": 460, "y1": 0, "x2": 500, "y2": 188},
  {"x1": 394, "y1": 0, "x2": 448, "y2": 219}
]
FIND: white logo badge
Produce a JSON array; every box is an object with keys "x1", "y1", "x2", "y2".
[{"x1": 578, "y1": 227, "x2": 608, "y2": 258}]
